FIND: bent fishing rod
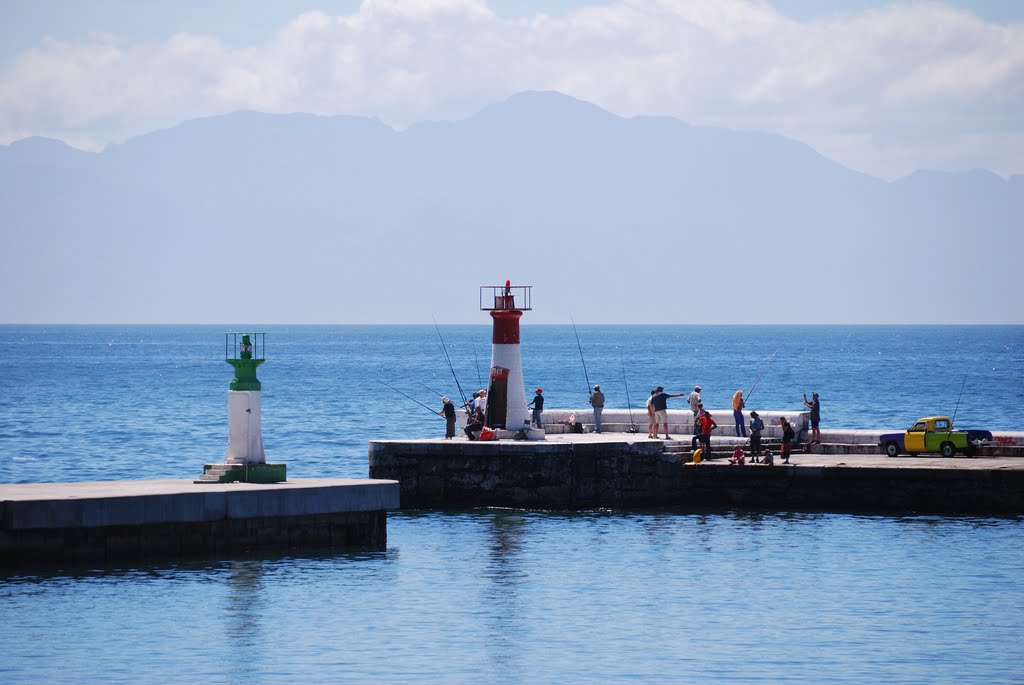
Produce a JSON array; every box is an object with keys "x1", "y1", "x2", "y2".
[
  {"x1": 570, "y1": 316, "x2": 593, "y2": 401},
  {"x1": 375, "y1": 378, "x2": 442, "y2": 416},
  {"x1": 951, "y1": 374, "x2": 968, "y2": 426},
  {"x1": 433, "y1": 316, "x2": 470, "y2": 409},
  {"x1": 745, "y1": 348, "x2": 781, "y2": 402}
]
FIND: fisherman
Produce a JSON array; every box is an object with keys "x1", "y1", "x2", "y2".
[
  {"x1": 438, "y1": 396, "x2": 457, "y2": 439},
  {"x1": 528, "y1": 388, "x2": 544, "y2": 428},
  {"x1": 646, "y1": 389, "x2": 657, "y2": 438},
  {"x1": 590, "y1": 385, "x2": 605, "y2": 433},
  {"x1": 749, "y1": 411, "x2": 765, "y2": 460},
  {"x1": 477, "y1": 389, "x2": 488, "y2": 417},
  {"x1": 779, "y1": 416, "x2": 795, "y2": 464},
  {"x1": 651, "y1": 386, "x2": 684, "y2": 440},
  {"x1": 688, "y1": 386, "x2": 702, "y2": 435},
  {"x1": 732, "y1": 390, "x2": 747, "y2": 437},
  {"x1": 803, "y1": 392, "x2": 821, "y2": 444}
]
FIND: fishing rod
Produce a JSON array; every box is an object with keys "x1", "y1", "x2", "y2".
[
  {"x1": 620, "y1": 355, "x2": 639, "y2": 433},
  {"x1": 570, "y1": 316, "x2": 593, "y2": 401},
  {"x1": 413, "y1": 379, "x2": 447, "y2": 398},
  {"x1": 433, "y1": 316, "x2": 470, "y2": 409},
  {"x1": 471, "y1": 336, "x2": 483, "y2": 387},
  {"x1": 375, "y1": 378, "x2": 441, "y2": 416},
  {"x1": 745, "y1": 347, "x2": 781, "y2": 402},
  {"x1": 951, "y1": 374, "x2": 968, "y2": 426}
]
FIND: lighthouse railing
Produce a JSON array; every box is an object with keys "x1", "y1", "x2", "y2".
[
  {"x1": 480, "y1": 285, "x2": 532, "y2": 311},
  {"x1": 225, "y1": 332, "x2": 267, "y2": 361}
]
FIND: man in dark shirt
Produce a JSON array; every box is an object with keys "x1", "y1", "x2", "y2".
[
  {"x1": 439, "y1": 396, "x2": 456, "y2": 439},
  {"x1": 650, "y1": 386, "x2": 684, "y2": 439},
  {"x1": 528, "y1": 388, "x2": 545, "y2": 428}
]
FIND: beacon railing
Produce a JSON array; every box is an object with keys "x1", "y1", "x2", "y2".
[
  {"x1": 225, "y1": 332, "x2": 266, "y2": 361},
  {"x1": 480, "y1": 285, "x2": 532, "y2": 311}
]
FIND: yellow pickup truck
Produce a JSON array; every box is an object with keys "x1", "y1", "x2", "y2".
[{"x1": 879, "y1": 416, "x2": 992, "y2": 458}]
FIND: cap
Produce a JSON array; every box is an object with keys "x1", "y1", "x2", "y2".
[
  {"x1": 695, "y1": 385, "x2": 701, "y2": 391},
  {"x1": 536, "y1": 387, "x2": 543, "y2": 393},
  {"x1": 594, "y1": 385, "x2": 600, "y2": 390},
  {"x1": 442, "y1": 396, "x2": 449, "y2": 403},
  {"x1": 655, "y1": 386, "x2": 664, "y2": 392},
  {"x1": 750, "y1": 411, "x2": 759, "y2": 418}
]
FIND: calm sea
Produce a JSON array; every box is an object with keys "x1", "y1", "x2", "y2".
[{"x1": 1, "y1": 325, "x2": 1022, "y2": 683}]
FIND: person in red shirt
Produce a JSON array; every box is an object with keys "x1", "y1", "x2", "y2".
[{"x1": 690, "y1": 407, "x2": 717, "y2": 458}]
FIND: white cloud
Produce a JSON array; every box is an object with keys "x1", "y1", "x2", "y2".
[{"x1": 0, "y1": 0, "x2": 1021, "y2": 178}]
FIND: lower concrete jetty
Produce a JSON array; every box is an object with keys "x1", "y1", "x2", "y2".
[
  {"x1": 369, "y1": 430, "x2": 1024, "y2": 514},
  {"x1": 0, "y1": 478, "x2": 400, "y2": 564}
]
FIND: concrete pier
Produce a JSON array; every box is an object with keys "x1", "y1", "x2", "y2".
[
  {"x1": 369, "y1": 432, "x2": 1024, "y2": 514},
  {"x1": 0, "y1": 478, "x2": 400, "y2": 564}
]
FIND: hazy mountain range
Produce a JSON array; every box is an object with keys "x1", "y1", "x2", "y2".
[{"x1": 2, "y1": 91, "x2": 1021, "y2": 324}]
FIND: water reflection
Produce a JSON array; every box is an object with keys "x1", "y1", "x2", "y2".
[
  {"x1": 222, "y1": 560, "x2": 266, "y2": 681},
  {"x1": 481, "y1": 510, "x2": 529, "y2": 676}
]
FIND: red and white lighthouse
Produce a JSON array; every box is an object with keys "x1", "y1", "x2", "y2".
[{"x1": 481, "y1": 280, "x2": 532, "y2": 431}]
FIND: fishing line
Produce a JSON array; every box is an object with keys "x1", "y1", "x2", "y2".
[
  {"x1": 413, "y1": 379, "x2": 447, "y2": 398},
  {"x1": 620, "y1": 354, "x2": 638, "y2": 433},
  {"x1": 433, "y1": 316, "x2": 470, "y2": 409},
  {"x1": 375, "y1": 378, "x2": 441, "y2": 416},
  {"x1": 951, "y1": 374, "x2": 968, "y2": 425},
  {"x1": 746, "y1": 348, "x2": 781, "y2": 402}
]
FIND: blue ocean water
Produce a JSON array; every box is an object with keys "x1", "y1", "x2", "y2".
[
  {"x1": 1, "y1": 325, "x2": 1023, "y2": 683},
  {"x1": 0, "y1": 325, "x2": 1021, "y2": 482}
]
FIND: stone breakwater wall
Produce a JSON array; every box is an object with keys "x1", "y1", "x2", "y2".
[
  {"x1": 368, "y1": 440, "x2": 1024, "y2": 514},
  {"x1": 532, "y1": 409, "x2": 809, "y2": 436},
  {"x1": 0, "y1": 478, "x2": 399, "y2": 564}
]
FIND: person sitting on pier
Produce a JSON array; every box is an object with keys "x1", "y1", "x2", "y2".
[
  {"x1": 729, "y1": 446, "x2": 746, "y2": 465},
  {"x1": 464, "y1": 407, "x2": 485, "y2": 441},
  {"x1": 761, "y1": 449, "x2": 774, "y2": 466}
]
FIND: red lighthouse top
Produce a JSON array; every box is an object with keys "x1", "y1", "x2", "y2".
[{"x1": 480, "y1": 281, "x2": 532, "y2": 311}]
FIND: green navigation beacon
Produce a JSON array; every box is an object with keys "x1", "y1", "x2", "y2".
[
  {"x1": 226, "y1": 332, "x2": 265, "y2": 391},
  {"x1": 196, "y1": 331, "x2": 285, "y2": 484}
]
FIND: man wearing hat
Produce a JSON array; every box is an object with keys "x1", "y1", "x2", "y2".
[
  {"x1": 590, "y1": 384, "x2": 606, "y2": 433},
  {"x1": 749, "y1": 411, "x2": 765, "y2": 460},
  {"x1": 527, "y1": 387, "x2": 545, "y2": 428},
  {"x1": 651, "y1": 386, "x2": 684, "y2": 439},
  {"x1": 438, "y1": 396, "x2": 456, "y2": 439}
]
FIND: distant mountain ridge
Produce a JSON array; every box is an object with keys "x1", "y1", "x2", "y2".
[{"x1": 1, "y1": 91, "x2": 1021, "y2": 324}]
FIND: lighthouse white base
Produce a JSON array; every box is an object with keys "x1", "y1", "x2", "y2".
[
  {"x1": 491, "y1": 343, "x2": 529, "y2": 429},
  {"x1": 226, "y1": 390, "x2": 266, "y2": 465}
]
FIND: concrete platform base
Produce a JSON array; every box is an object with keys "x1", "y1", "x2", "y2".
[
  {"x1": 369, "y1": 435, "x2": 1024, "y2": 513},
  {"x1": 195, "y1": 463, "x2": 287, "y2": 484},
  {"x1": 0, "y1": 478, "x2": 399, "y2": 565}
]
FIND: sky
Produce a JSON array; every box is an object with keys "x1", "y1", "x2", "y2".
[{"x1": 1, "y1": 0, "x2": 1022, "y2": 180}]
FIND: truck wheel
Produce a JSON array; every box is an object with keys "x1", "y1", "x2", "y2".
[
  {"x1": 885, "y1": 441, "x2": 900, "y2": 457},
  {"x1": 940, "y1": 442, "x2": 956, "y2": 458}
]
